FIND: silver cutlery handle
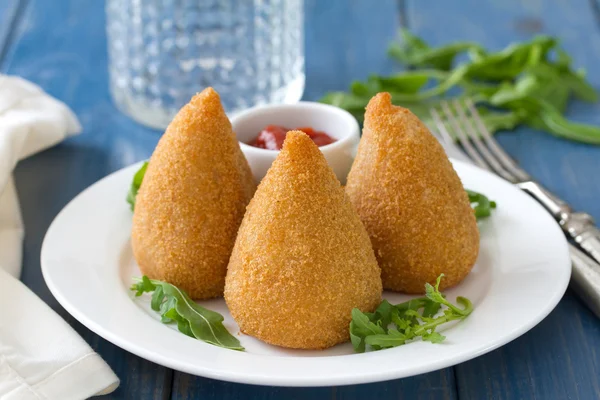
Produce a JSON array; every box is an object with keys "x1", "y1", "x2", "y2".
[
  {"x1": 517, "y1": 181, "x2": 572, "y2": 220},
  {"x1": 569, "y1": 243, "x2": 600, "y2": 318},
  {"x1": 566, "y1": 218, "x2": 600, "y2": 265},
  {"x1": 518, "y1": 181, "x2": 600, "y2": 264}
]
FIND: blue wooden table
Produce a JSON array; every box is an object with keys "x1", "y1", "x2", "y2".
[{"x1": 3, "y1": 0, "x2": 600, "y2": 398}]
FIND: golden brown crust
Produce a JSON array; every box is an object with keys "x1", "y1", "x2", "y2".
[
  {"x1": 224, "y1": 131, "x2": 382, "y2": 349},
  {"x1": 345, "y1": 93, "x2": 479, "y2": 293},
  {"x1": 131, "y1": 87, "x2": 256, "y2": 299}
]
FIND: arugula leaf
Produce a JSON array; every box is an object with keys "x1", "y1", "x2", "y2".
[
  {"x1": 365, "y1": 329, "x2": 407, "y2": 349},
  {"x1": 126, "y1": 161, "x2": 148, "y2": 211},
  {"x1": 465, "y1": 36, "x2": 556, "y2": 81},
  {"x1": 131, "y1": 276, "x2": 244, "y2": 351},
  {"x1": 423, "y1": 331, "x2": 446, "y2": 344},
  {"x1": 562, "y1": 70, "x2": 598, "y2": 102},
  {"x1": 466, "y1": 189, "x2": 496, "y2": 220},
  {"x1": 349, "y1": 308, "x2": 387, "y2": 353},
  {"x1": 351, "y1": 308, "x2": 386, "y2": 336},
  {"x1": 151, "y1": 285, "x2": 165, "y2": 311},
  {"x1": 349, "y1": 274, "x2": 473, "y2": 353},
  {"x1": 322, "y1": 31, "x2": 600, "y2": 145},
  {"x1": 160, "y1": 296, "x2": 177, "y2": 323},
  {"x1": 537, "y1": 106, "x2": 600, "y2": 145},
  {"x1": 388, "y1": 29, "x2": 483, "y2": 71},
  {"x1": 350, "y1": 329, "x2": 366, "y2": 353},
  {"x1": 424, "y1": 274, "x2": 446, "y2": 304},
  {"x1": 164, "y1": 307, "x2": 195, "y2": 338},
  {"x1": 320, "y1": 92, "x2": 369, "y2": 112},
  {"x1": 422, "y1": 298, "x2": 442, "y2": 318},
  {"x1": 132, "y1": 275, "x2": 156, "y2": 296},
  {"x1": 374, "y1": 299, "x2": 394, "y2": 328}
]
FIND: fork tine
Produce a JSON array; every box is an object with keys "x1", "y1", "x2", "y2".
[
  {"x1": 437, "y1": 101, "x2": 490, "y2": 171},
  {"x1": 465, "y1": 99, "x2": 531, "y2": 182},
  {"x1": 429, "y1": 109, "x2": 456, "y2": 145},
  {"x1": 429, "y1": 110, "x2": 476, "y2": 164},
  {"x1": 451, "y1": 99, "x2": 516, "y2": 182}
]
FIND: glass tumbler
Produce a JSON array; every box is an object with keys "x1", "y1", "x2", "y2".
[{"x1": 106, "y1": 0, "x2": 305, "y2": 129}]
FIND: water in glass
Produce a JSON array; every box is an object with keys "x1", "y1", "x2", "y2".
[{"x1": 106, "y1": 0, "x2": 305, "y2": 129}]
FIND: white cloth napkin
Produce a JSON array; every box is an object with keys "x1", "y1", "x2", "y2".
[{"x1": 0, "y1": 75, "x2": 119, "y2": 399}]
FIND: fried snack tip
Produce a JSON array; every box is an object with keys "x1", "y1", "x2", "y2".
[
  {"x1": 225, "y1": 131, "x2": 382, "y2": 350},
  {"x1": 345, "y1": 93, "x2": 479, "y2": 294},
  {"x1": 131, "y1": 88, "x2": 256, "y2": 300}
]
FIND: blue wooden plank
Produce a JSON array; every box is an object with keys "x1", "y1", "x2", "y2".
[
  {"x1": 454, "y1": 292, "x2": 600, "y2": 399},
  {"x1": 405, "y1": 1, "x2": 600, "y2": 399},
  {"x1": 171, "y1": 371, "x2": 456, "y2": 400},
  {"x1": 302, "y1": 0, "x2": 401, "y2": 101},
  {"x1": 0, "y1": 0, "x2": 22, "y2": 63},
  {"x1": 5, "y1": 0, "x2": 171, "y2": 398}
]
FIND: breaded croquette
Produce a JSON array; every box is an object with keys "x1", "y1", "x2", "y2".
[
  {"x1": 345, "y1": 93, "x2": 479, "y2": 294},
  {"x1": 131, "y1": 88, "x2": 256, "y2": 300},
  {"x1": 224, "y1": 131, "x2": 382, "y2": 350}
]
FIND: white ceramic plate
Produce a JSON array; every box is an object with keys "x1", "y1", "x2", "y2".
[{"x1": 41, "y1": 160, "x2": 571, "y2": 387}]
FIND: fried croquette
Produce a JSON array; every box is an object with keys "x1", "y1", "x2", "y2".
[
  {"x1": 224, "y1": 131, "x2": 382, "y2": 350},
  {"x1": 345, "y1": 93, "x2": 479, "y2": 294},
  {"x1": 131, "y1": 87, "x2": 256, "y2": 300}
]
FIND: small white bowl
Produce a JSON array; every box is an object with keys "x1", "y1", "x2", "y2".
[{"x1": 231, "y1": 102, "x2": 360, "y2": 184}]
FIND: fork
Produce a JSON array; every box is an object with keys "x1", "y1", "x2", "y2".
[{"x1": 429, "y1": 99, "x2": 600, "y2": 317}]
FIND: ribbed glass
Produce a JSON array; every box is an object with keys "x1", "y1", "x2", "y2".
[{"x1": 106, "y1": 0, "x2": 305, "y2": 129}]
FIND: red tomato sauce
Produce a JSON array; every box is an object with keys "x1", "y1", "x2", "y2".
[{"x1": 249, "y1": 125, "x2": 336, "y2": 150}]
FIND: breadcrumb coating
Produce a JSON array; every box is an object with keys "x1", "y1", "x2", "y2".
[
  {"x1": 131, "y1": 88, "x2": 256, "y2": 299},
  {"x1": 345, "y1": 93, "x2": 479, "y2": 294},
  {"x1": 225, "y1": 131, "x2": 382, "y2": 349}
]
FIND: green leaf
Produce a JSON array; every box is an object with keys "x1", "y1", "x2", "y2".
[
  {"x1": 167, "y1": 286, "x2": 244, "y2": 350},
  {"x1": 536, "y1": 106, "x2": 600, "y2": 144},
  {"x1": 351, "y1": 308, "x2": 386, "y2": 336},
  {"x1": 456, "y1": 297, "x2": 474, "y2": 316},
  {"x1": 160, "y1": 295, "x2": 177, "y2": 320},
  {"x1": 321, "y1": 30, "x2": 600, "y2": 145},
  {"x1": 319, "y1": 92, "x2": 370, "y2": 111},
  {"x1": 465, "y1": 36, "x2": 557, "y2": 81},
  {"x1": 350, "y1": 275, "x2": 475, "y2": 352},
  {"x1": 350, "y1": 327, "x2": 366, "y2": 353},
  {"x1": 130, "y1": 275, "x2": 156, "y2": 296},
  {"x1": 466, "y1": 189, "x2": 497, "y2": 220},
  {"x1": 388, "y1": 29, "x2": 482, "y2": 71},
  {"x1": 364, "y1": 329, "x2": 407, "y2": 349},
  {"x1": 394, "y1": 297, "x2": 426, "y2": 313},
  {"x1": 562, "y1": 71, "x2": 598, "y2": 102},
  {"x1": 351, "y1": 80, "x2": 377, "y2": 96},
  {"x1": 423, "y1": 331, "x2": 446, "y2": 344},
  {"x1": 374, "y1": 72, "x2": 431, "y2": 94},
  {"x1": 374, "y1": 299, "x2": 394, "y2": 329},
  {"x1": 150, "y1": 285, "x2": 165, "y2": 311},
  {"x1": 131, "y1": 276, "x2": 244, "y2": 351},
  {"x1": 478, "y1": 109, "x2": 524, "y2": 133},
  {"x1": 422, "y1": 299, "x2": 442, "y2": 318},
  {"x1": 391, "y1": 312, "x2": 411, "y2": 331},
  {"x1": 424, "y1": 275, "x2": 472, "y2": 318},
  {"x1": 529, "y1": 59, "x2": 597, "y2": 102},
  {"x1": 555, "y1": 48, "x2": 572, "y2": 70},
  {"x1": 127, "y1": 161, "x2": 149, "y2": 211},
  {"x1": 164, "y1": 308, "x2": 195, "y2": 338},
  {"x1": 424, "y1": 274, "x2": 446, "y2": 304}
]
